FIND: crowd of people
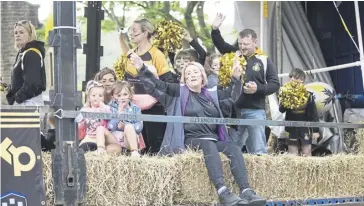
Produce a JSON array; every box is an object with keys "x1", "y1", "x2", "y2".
[{"x1": 2, "y1": 14, "x2": 322, "y2": 206}]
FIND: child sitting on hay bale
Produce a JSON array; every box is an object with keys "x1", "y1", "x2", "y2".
[
  {"x1": 108, "y1": 81, "x2": 145, "y2": 157},
  {"x1": 76, "y1": 80, "x2": 122, "y2": 155},
  {"x1": 279, "y1": 68, "x2": 320, "y2": 156}
]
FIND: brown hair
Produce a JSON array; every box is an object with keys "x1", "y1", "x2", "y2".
[
  {"x1": 94, "y1": 67, "x2": 117, "y2": 82},
  {"x1": 175, "y1": 49, "x2": 198, "y2": 62},
  {"x1": 289, "y1": 68, "x2": 306, "y2": 81},
  {"x1": 180, "y1": 62, "x2": 208, "y2": 87},
  {"x1": 205, "y1": 53, "x2": 221, "y2": 75},
  {"x1": 14, "y1": 20, "x2": 37, "y2": 50},
  {"x1": 239, "y1": 29, "x2": 257, "y2": 39},
  {"x1": 111, "y1": 81, "x2": 135, "y2": 98}
]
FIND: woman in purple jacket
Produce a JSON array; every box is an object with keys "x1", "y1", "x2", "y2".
[{"x1": 128, "y1": 52, "x2": 266, "y2": 206}]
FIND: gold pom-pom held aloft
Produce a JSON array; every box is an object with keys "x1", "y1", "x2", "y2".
[
  {"x1": 153, "y1": 20, "x2": 184, "y2": 55},
  {"x1": 279, "y1": 81, "x2": 310, "y2": 110},
  {"x1": 218, "y1": 53, "x2": 247, "y2": 88},
  {"x1": 113, "y1": 54, "x2": 128, "y2": 80}
]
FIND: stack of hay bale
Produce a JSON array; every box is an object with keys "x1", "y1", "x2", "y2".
[{"x1": 42, "y1": 149, "x2": 364, "y2": 205}]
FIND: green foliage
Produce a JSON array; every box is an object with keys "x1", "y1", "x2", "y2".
[
  {"x1": 37, "y1": 27, "x2": 46, "y2": 43},
  {"x1": 101, "y1": 19, "x2": 117, "y2": 33}
]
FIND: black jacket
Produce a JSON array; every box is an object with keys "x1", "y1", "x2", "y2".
[
  {"x1": 279, "y1": 93, "x2": 320, "y2": 134},
  {"x1": 211, "y1": 28, "x2": 280, "y2": 109},
  {"x1": 6, "y1": 40, "x2": 46, "y2": 105}
]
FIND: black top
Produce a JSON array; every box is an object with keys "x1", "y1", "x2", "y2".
[
  {"x1": 279, "y1": 93, "x2": 320, "y2": 134},
  {"x1": 6, "y1": 40, "x2": 46, "y2": 105},
  {"x1": 211, "y1": 28, "x2": 280, "y2": 109},
  {"x1": 184, "y1": 91, "x2": 220, "y2": 140}
]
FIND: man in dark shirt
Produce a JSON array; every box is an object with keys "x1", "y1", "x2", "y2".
[{"x1": 210, "y1": 13, "x2": 280, "y2": 154}]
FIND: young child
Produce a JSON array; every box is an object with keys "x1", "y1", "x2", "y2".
[
  {"x1": 205, "y1": 53, "x2": 221, "y2": 88},
  {"x1": 77, "y1": 80, "x2": 122, "y2": 154},
  {"x1": 108, "y1": 81, "x2": 145, "y2": 157},
  {"x1": 172, "y1": 50, "x2": 197, "y2": 82},
  {"x1": 279, "y1": 68, "x2": 320, "y2": 156}
]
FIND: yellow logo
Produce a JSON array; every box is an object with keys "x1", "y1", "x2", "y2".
[
  {"x1": 252, "y1": 63, "x2": 261, "y2": 72},
  {"x1": 1, "y1": 137, "x2": 36, "y2": 177}
]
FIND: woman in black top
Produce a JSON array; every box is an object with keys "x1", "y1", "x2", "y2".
[{"x1": 6, "y1": 20, "x2": 46, "y2": 106}]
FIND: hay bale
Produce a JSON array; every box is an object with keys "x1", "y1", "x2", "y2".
[
  {"x1": 43, "y1": 152, "x2": 364, "y2": 205},
  {"x1": 43, "y1": 153, "x2": 179, "y2": 206},
  {"x1": 356, "y1": 128, "x2": 364, "y2": 155}
]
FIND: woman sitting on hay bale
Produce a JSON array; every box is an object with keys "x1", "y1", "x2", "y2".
[{"x1": 128, "y1": 52, "x2": 266, "y2": 206}]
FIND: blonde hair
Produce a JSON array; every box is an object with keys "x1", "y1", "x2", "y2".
[
  {"x1": 180, "y1": 62, "x2": 208, "y2": 87},
  {"x1": 14, "y1": 20, "x2": 37, "y2": 50},
  {"x1": 111, "y1": 81, "x2": 135, "y2": 98},
  {"x1": 85, "y1": 80, "x2": 105, "y2": 106},
  {"x1": 133, "y1": 18, "x2": 155, "y2": 40}
]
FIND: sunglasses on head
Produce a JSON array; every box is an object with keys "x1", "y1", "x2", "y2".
[{"x1": 14, "y1": 20, "x2": 32, "y2": 33}]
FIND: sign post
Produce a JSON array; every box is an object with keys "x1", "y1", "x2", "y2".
[{"x1": 1, "y1": 109, "x2": 46, "y2": 206}]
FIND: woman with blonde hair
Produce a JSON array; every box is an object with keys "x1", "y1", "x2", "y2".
[
  {"x1": 5, "y1": 20, "x2": 46, "y2": 105},
  {"x1": 119, "y1": 18, "x2": 175, "y2": 154}
]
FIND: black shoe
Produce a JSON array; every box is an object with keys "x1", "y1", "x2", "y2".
[
  {"x1": 218, "y1": 188, "x2": 241, "y2": 206},
  {"x1": 238, "y1": 188, "x2": 266, "y2": 206}
]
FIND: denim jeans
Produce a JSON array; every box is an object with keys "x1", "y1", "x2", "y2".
[{"x1": 234, "y1": 109, "x2": 267, "y2": 154}]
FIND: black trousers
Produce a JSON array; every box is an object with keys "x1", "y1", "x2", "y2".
[
  {"x1": 185, "y1": 138, "x2": 250, "y2": 191},
  {"x1": 141, "y1": 104, "x2": 166, "y2": 154}
]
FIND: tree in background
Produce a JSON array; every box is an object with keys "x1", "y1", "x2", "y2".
[
  {"x1": 101, "y1": 1, "x2": 214, "y2": 53},
  {"x1": 37, "y1": 1, "x2": 216, "y2": 52}
]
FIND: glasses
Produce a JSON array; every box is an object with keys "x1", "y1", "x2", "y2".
[{"x1": 14, "y1": 20, "x2": 32, "y2": 34}]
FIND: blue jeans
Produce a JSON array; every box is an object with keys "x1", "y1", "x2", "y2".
[{"x1": 235, "y1": 109, "x2": 267, "y2": 154}]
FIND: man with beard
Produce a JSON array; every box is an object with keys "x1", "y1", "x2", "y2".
[{"x1": 211, "y1": 13, "x2": 280, "y2": 155}]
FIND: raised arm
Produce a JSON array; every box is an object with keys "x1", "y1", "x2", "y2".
[
  {"x1": 129, "y1": 52, "x2": 180, "y2": 107},
  {"x1": 211, "y1": 29, "x2": 238, "y2": 54},
  {"x1": 189, "y1": 39, "x2": 207, "y2": 65},
  {"x1": 119, "y1": 33, "x2": 130, "y2": 54},
  {"x1": 211, "y1": 13, "x2": 238, "y2": 54}
]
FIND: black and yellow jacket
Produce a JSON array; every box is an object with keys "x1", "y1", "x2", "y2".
[
  {"x1": 124, "y1": 46, "x2": 175, "y2": 94},
  {"x1": 6, "y1": 40, "x2": 46, "y2": 105},
  {"x1": 211, "y1": 28, "x2": 280, "y2": 110}
]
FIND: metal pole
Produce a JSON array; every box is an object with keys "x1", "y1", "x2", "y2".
[
  {"x1": 354, "y1": 1, "x2": 364, "y2": 90},
  {"x1": 50, "y1": 1, "x2": 86, "y2": 205},
  {"x1": 278, "y1": 61, "x2": 362, "y2": 77},
  {"x1": 82, "y1": 1, "x2": 104, "y2": 91},
  {"x1": 260, "y1": 1, "x2": 264, "y2": 48}
]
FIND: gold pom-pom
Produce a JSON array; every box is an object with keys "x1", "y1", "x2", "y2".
[
  {"x1": 113, "y1": 54, "x2": 128, "y2": 80},
  {"x1": 0, "y1": 82, "x2": 9, "y2": 93},
  {"x1": 279, "y1": 81, "x2": 310, "y2": 110},
  {"x1": 153, "y1": 20, "x2": 184, "y2": 55},
  {"x1": 218, "y1": 53, "x2": 247, "y2": 88}
]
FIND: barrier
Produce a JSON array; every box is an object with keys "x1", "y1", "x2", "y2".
[
  {"x1": 2, "y1": 105, "x2": 363, "y2": 129},
  {"x1": 0, "y1": 109, "x2": 46, "y2": 206}
]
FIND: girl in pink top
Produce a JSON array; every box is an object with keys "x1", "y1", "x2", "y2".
[{"x1": 77, "y1": 80, "x2": 122, "y2": 154}]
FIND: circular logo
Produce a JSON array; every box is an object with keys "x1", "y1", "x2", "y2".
[{"x1": 252, "y1": 63, "x2": 261, "y2": 71}]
